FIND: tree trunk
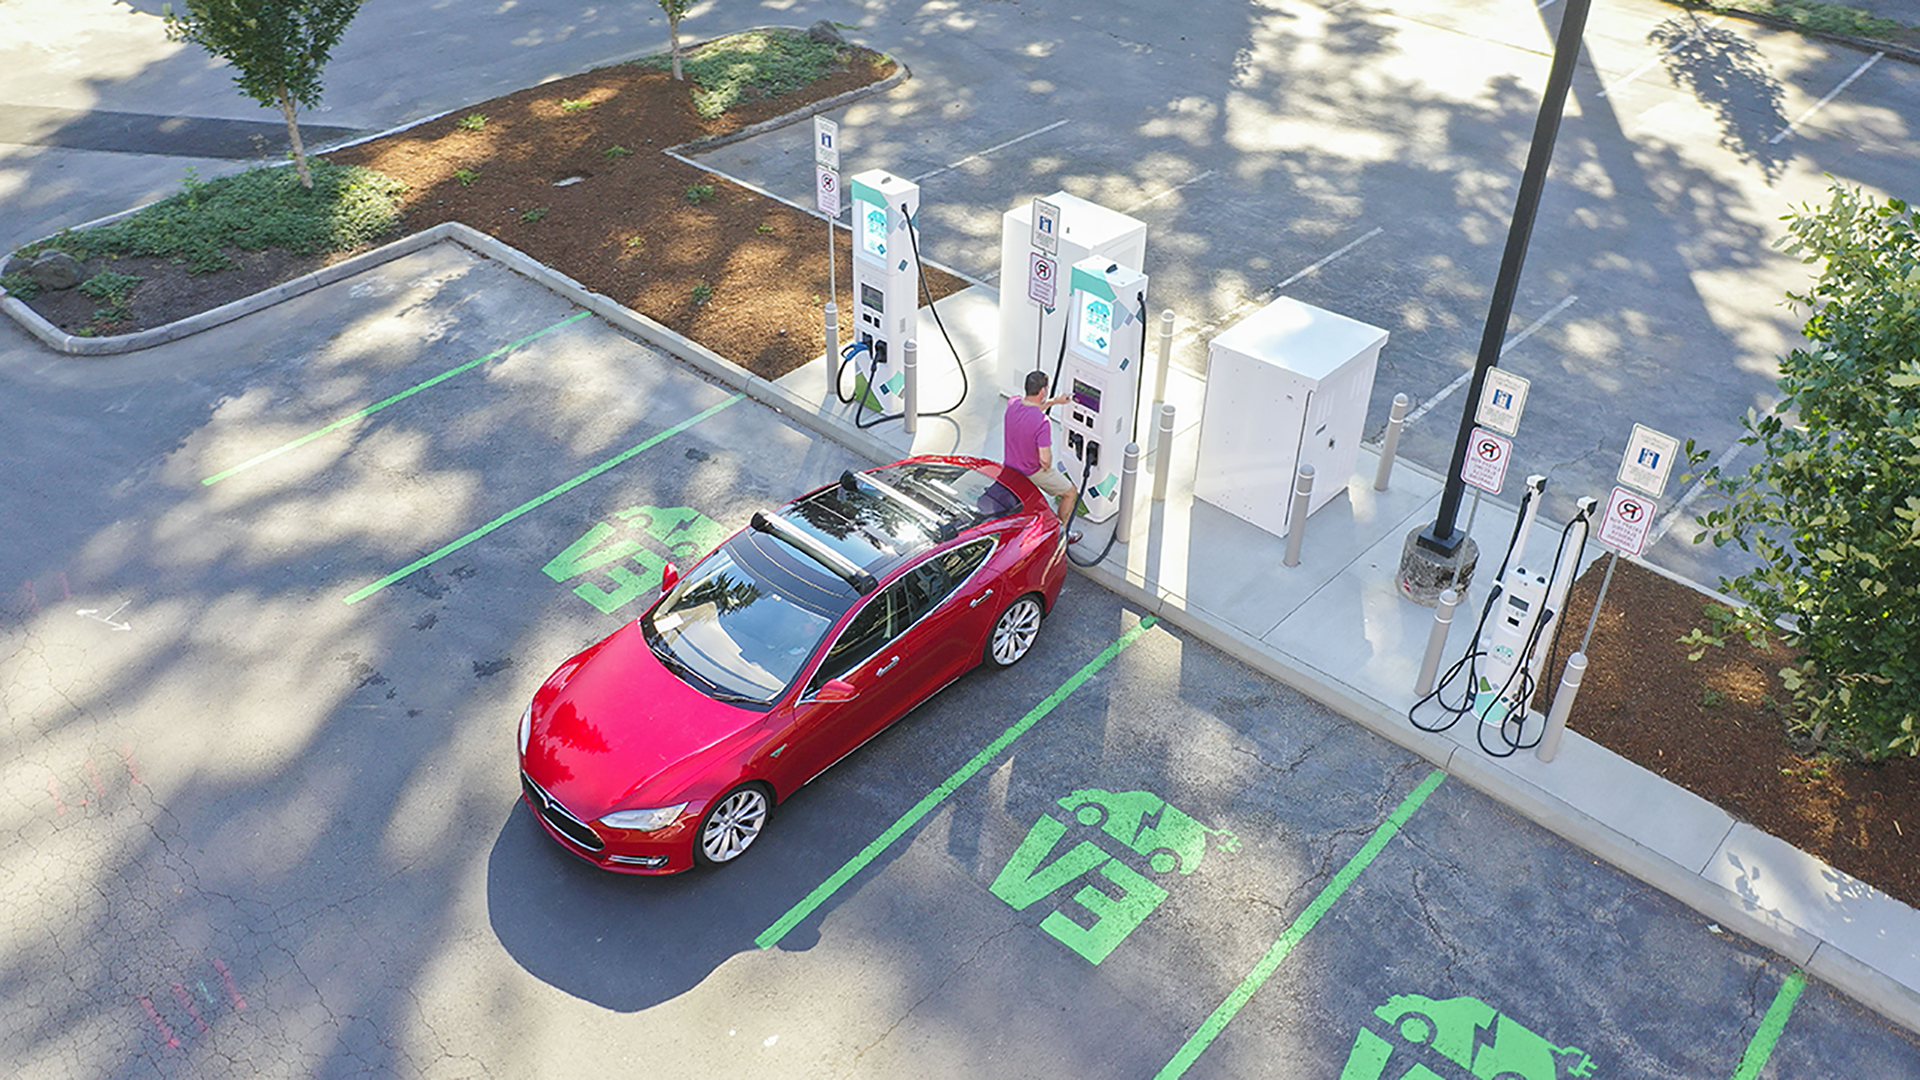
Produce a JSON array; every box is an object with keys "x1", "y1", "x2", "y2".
[
  {"x1": 278, "y1": 87, "x2": 312, "y2": 189},
  {"x1": 670, "y1": 17, "x2": 683, "y2": 80}
]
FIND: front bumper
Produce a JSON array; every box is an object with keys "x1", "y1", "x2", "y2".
[{"x1": 520, "y1": 771, "x2": 695, "y2": 875}]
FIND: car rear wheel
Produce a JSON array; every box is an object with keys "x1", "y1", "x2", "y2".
[
  {"x1": 694, "y1": 783, "x2": 771, "y2": 868},
  {"x1": 986, "y1": 594, "x2": 1045, "y2": 668}
]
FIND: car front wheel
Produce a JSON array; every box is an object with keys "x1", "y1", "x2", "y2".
[
  {"x1": 986, "y1": 594, "x2": 1045, "y2": 668},
  {"x1": 693, "y1": 783, "x2": 771, "y2": 868}
]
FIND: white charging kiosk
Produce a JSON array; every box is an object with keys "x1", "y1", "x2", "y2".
[
  {"x1": 1055, "y1": 259, "x2": 1149, "y2": 523},
  {"x1": 1193, "y1": 297, "x2": 1387, "y2": 536},
  {"x1": 996, "y1": 193, "x2": 1145, "y2": 388},
  {"x1": 849, "y1": 169, "x2": 920, "y2": 414}
]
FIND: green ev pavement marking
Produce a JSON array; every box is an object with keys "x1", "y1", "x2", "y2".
[
  {"x1": 989, "y1": 789, "x2": 1241, "y2": 964},
  {"x1": 1339, "y1": 993, "x2": 1595, "y2": 1080},
  {"x1": 544, "y1": 505, "x2": 727, "y2": 614},
  {"x1": 342, "y1": 392, "x2": 744, "y2": 605},
  {"x1": 1155, "y1": 768, "x2": 1448, "y2": 1080},
  {"x1": 755, "y1": 615, "x2": 1159, "y2": 950},
  {"x1": 201, "y1": 310, "x2": 589, "y2": 485},
  {"x1": 1731, "y1": 970, "x2": 1804, "y2": 1080}
]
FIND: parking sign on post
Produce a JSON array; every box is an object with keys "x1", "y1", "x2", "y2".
[
  {"x1": 1028, "y1": 252, "x2": 1057, "y2": 308},
  {"x1": 1597, "y1": 486, "x2": 1656, "y2": 556},
  {"x1": 1460, "y1": 427, "x2": 1511, "y2": 495}
]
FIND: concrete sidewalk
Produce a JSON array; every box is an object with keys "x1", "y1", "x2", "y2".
[{"x1": 757, "y1": 282, "x2": 1920, "y2": 1038}]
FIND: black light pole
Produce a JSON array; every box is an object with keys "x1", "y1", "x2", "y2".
[{"x1": 1416, "y1": 0, "x2": 1596, "y2": 557}]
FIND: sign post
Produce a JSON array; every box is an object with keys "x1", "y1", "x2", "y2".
[{"x1": 814, "y1": 116, "x2": 841, "y2": 311}]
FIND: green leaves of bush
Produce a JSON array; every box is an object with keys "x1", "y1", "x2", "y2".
[
  {"x1": 64, "y1": 162, "x2": 405, "y2": 273},
  {"x1": 1693, "y1": 185, "x2": 1920, "y2": 760}
]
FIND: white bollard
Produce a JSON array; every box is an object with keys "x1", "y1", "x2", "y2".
[
  {"x1": 1374, "y1": 392, "x2": 1410, "y2": 492},
  {"x1": 1152, "y1": 404, "x2": 1176, "y2": 502},
  {"x1": 1415, "y1": 589, "x2": 1460, "y2": 697},
  {"x1": 824, "y1": 302, "x2": 839, "y2": 403},
  {"x1": 1149, "y1": 310, "x2": 1175, "y2": 449},
  {"x1": 1283, "y1": 464, "x2": 1314, "y2": 567},
  {"x1": 1115, "y1": 442, "x2": 1140, "y2": 542},
  {"x1": 903, "y1": 338, "x2": 918, "y2": 435},
  {"x1": 1536, "y1": 652, "x2": 1587, "y2": 762}
]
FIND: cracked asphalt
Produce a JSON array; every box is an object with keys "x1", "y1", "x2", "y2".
[{"x1": 5, "y1": 243, "x2": 1919, "y2": 1077}]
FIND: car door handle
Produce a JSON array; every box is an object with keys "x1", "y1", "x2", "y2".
[
  {"x1": 969, "y1": 588, "x2": 995, "y2": 609},
  {"x1": 877, "y1": 656, "x2": 900, "y2": 676}
]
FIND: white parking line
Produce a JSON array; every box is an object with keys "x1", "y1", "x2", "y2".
[
  {"x1": 1770, "y1": 52, "x2": 1883, "y2": 144},
  {"x1": 1123, "y1": 170, "x2": 1217, "y2": 214},
  {"x1": 1179, "y1": 227, "x2": 1385, "y2": 345},
  {"x1": 1402, "y1": 294, "x2": 1578, "y2": 427},
  {"x1": 912, "y1": 120, "x2": 1069, "y2": 183},
  {"x1": 1597, "y1": 16, "x2": 1726, "y2": 99}
]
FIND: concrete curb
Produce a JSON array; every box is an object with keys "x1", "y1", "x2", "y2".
[{"x1": 1698, "y1": 4, "x2": 1920, "y2": 64}]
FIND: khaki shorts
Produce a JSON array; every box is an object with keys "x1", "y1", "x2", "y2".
[{"x1": 1027, "y1": 465, "x2": 1075, "y2": 499}]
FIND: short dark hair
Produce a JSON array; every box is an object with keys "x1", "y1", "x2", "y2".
[{"x1": 1025, "y1": 370, "x2": 1049, "y2": 396}]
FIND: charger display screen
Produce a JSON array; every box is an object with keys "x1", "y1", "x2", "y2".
[
  {"x1": 861, "y1": 283, "x2": 884, "y2": 312},
  {"x1": 858, "y1": 202, "x2": 887, "y2": 258},
  {"x1": 1076, "y1": 295, "x2": 1113, "y2": 355},
  {"x1": 1072, "y1": 379, "x2": 1101, "y2": 411}
]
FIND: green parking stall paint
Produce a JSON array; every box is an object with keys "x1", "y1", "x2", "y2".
[
  {"x1": 342, "y1": 393, "x2": 743, "y2": 605},
  {"x1": 989, "y1": 789, "x2": 1240, "y2": 964},
  {"x1": 1731, "y1": 970, "x2": 1804, "y2": 1080},
  {"x1": 201, "y1": 311, "x2": 589, "y2": 486},
  {"x1": 1155, "y1": 768, "x2": 1447, "y2": 1080},
  {"x1": 755, "y1": 615, "x2": 1159, "y2": 950},
  {"x1": 544, "y1": 505, "x2": 727, "y2": 614},
  {"x1": 1340, "y1": 993, "x2": 1595, "y2": 1080}
]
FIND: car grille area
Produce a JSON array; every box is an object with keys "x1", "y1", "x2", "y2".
[{"x1": 521, "y1": 771, "x2": 605, "y2": 852}]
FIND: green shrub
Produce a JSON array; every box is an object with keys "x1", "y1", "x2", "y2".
[
  {"x1": 0, "y1": 271, "x2": 40, "y2": 299},
  {"x1": 57, "y1": 162, "x2": 405, "y2": 273},
  {"x1": 640, "y1": 29, "x2": 851, "y2": 118},
  {"x1": 78, "y1": 271, "x2": 143, "y2": 301}
]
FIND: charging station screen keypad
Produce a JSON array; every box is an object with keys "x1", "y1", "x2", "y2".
[
  {"x1": 861, "y1": 283, "x2": 884, "y2": 314},
  {"x1": 1077, "y1": 295, "x2": 1113, "y2": 355},
  {"x1": 859, "y1": 204, "x2": 887, "y2": 258}
]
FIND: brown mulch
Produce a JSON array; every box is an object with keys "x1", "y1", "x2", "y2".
[
  {"x1": 15, "y1": 34, "x2": 1918, "y2": 911},
  {"x1": 1543, "y1": 556, "x2": 1919, "y2": 908}
]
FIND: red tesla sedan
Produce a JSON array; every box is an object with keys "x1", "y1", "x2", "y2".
[{"x1": 517, "y1": 455, "x2": 1068, "y2": 873}]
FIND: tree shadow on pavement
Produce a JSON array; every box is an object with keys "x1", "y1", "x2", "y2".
[{"x1": 1652, "y1": 14, "x2": 1794, "y2": 183}]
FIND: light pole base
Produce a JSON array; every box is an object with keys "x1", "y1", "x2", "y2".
[{"x1": 1397, "y1": 528, "x2": 1479, "y2": 607}]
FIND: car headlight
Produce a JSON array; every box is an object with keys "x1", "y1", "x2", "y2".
[
  {"x1": 518, "y1": 702, "x2": 533, "y2": 755},
  {"x1": 598, "y1": 804, "x2": 689, "y2": 832}
]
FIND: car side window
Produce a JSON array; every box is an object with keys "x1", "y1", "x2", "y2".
[{"x1": 809, "y1": 589, "x2": 900, "y2": 691}]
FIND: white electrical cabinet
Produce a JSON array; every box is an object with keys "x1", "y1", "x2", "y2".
[
  {"x1": 996, "y1": 193, "x2": 1145, "y2": 386},
  {"x1": 1193, "y1": 297, "x2": 1387, "y2": 536}
]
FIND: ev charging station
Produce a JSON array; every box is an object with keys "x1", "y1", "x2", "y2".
[
  {"x1": 996, "y1": 193, "x2": 1145, "y2": 389},
  {"x1": 1055, "y1": 258, "x2": 1149, "y2": 523},
  {"x1": 847, "y1": 169, "x2": 920, "y2": 416}
]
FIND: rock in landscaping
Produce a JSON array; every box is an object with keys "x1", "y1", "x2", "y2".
[
  {"x1": 3, "y1": 252, "x2": 32, "y2": 279},
  {"x1": 807, "y1": 20, "x2": 845, "y2": 45},
  {"x1": 29, "y1": 250, "x2": 85, "y2": 290}
]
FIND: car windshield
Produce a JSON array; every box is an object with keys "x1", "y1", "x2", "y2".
[{"x1": 643, "y1": 547, "x2": 834, "y2": 705}]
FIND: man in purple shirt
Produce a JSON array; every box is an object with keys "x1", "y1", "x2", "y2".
[{"x1": 1004, "y1": 370, "x2": 1082, "y2": 544}]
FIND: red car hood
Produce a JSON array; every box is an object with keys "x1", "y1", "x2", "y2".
[{"x1": 523, "y1": 621, "x2": 762, "y2": 817}]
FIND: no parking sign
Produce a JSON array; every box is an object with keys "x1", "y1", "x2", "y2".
[
  {"x1": 1459, "y1": 427, "x2": 1511, "y2": 495},
  {"x1": 1597, "y1": 485, "x2": 1655, "y2": 556}
]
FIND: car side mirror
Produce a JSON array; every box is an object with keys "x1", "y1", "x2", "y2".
[
  {"x1": 658, "y1": 560, "x2": 680, "y2": 592},
  {"x1": 812, "y1": 678, "x2": 858, "y2": 703}
]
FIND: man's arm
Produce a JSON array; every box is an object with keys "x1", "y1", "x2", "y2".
[{"x1": 1037, "y1": 445, "x2": 1052, "y2": 471}]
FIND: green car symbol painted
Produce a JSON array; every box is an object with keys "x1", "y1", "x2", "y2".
[
  {"x1": 1373, "y1": 993, "x2": 1596, "y2": 1080},
  {"x1": 1055, "y1": 789, "x2": 1240, "y2": 875}
]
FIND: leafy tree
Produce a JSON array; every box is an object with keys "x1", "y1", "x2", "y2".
[
  {"x1": 658, "y1": 0, "x2": 694, "y2": 80},
  {"x1": 1692, "y1": 184, "x2": 1920, "y2": 760},
  {"x1": 163, "y1": 0, "x2": 366, "y2": 189}
]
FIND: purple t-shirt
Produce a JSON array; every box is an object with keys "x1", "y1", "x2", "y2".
[{"x1": 1003, "y1": 397, "x2": 1052, "y2": 475}]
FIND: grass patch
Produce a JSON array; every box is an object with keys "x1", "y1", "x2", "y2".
[
  {"x1": 455, "y1": 167, "x2": 479, "y2": 186},
  {"x1": 18, "y1": 162, "x2": 405, "y2": 274},
  {"x1": 519, "y1": 206, "x2": 549, "y2": 223},
  {"x1": 603, "y1": 144, "x2": 634, "y2": 159},
  {"x1": 691, "y1": 282, "x2": 713, "y2": 306},
  {"x1": 456, "y1": 113, "x2": 488, "y2": 131},
  {"x1": 640, "y1": 28, "x2": 857, "y2": 119},
  {"x1": 560, "y1": 97, "x2": 594, "y2": 113},
  {"x1": 1673, "y1": 0, "x2": 1906, "y2": 37},
  {"x1": 685, "y1": 183, "x2": 715, "y2": 204}
]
